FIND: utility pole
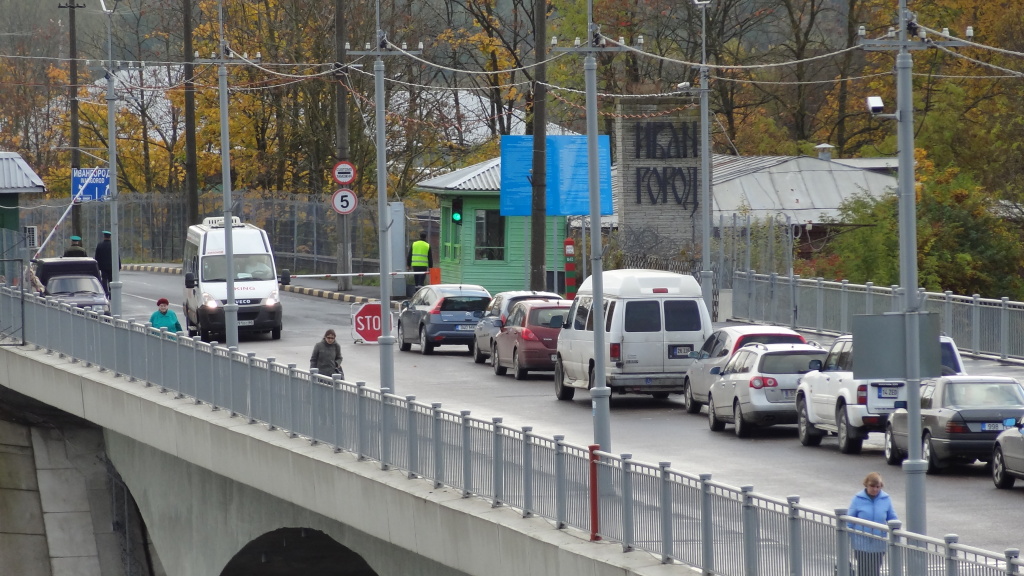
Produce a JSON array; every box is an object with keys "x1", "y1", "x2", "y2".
[
  {"x1": 528, "y1": 0, "x2": 547, "y2": 291},
  {"x1": 60, "y1": 2, "x2": 85, "y2": 238},
  {"x1": 859, "y1": 1, "x2": 969, "y2": 537},
  {"x1": 183, "y1": 0, "x2": 199, "y2": 225},
  {"x1": 334, "y1": 0, "x2": 353, "y2": 292},
  {"x1": 695, "y1": 0, "x2": 714, "y2": 318}
]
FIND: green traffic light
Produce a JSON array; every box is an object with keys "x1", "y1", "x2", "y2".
[{"x1": 452, "y1": 212, "x2": 462, "y2": 223}]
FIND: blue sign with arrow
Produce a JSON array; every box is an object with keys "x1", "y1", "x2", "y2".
[{"x1": 71, "y1": 168, "x2": 110, "y2": 201}]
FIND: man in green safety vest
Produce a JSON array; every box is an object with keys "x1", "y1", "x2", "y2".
[{"x1": 407, "y1": 232, "x2": 433, "y2": 287}]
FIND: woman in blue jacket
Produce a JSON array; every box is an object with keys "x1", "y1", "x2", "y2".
[{"x1": 847, "y1": 472, "x2": 898, "y2": 576}]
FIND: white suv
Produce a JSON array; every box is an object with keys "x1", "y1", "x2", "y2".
[{"x1": 796, "y1": 334, "x2": 966, "y2": 453}]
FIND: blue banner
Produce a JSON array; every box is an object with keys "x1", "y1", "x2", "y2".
[{"x1": 500, "y1": 136, "x2": 613, "y2": 216}]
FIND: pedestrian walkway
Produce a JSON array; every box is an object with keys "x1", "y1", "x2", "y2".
[{"x1": 123, "y1": 263, "x2": 389, "y2": 305}]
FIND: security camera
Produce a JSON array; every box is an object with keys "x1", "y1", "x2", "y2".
[
  {"x1": 677, "y1": 81, "x2": 691, "y2": 90},
  {"x1": 866, "y1": 96, "x2": 885, "y2": 115}
]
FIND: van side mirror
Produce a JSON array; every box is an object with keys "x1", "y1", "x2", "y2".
[
  {"x1": 808, "y1": 359, "x2": 822, "y2": 371},
  {"x1": 279, "y1": 269, "x2": 291, "y2": 286},
  {"x1": 184, "y1": 272, "x2": 195, "y2": 289}
]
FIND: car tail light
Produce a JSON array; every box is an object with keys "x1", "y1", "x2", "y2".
[
  {"x1": 522, "y1": 328, "x2": 539, "y2": 341},
  {"x1": 750, "y1": 376, "x2": 778, "y2": 389},
  {"x1": 652, "y1": 288, "x2": 668, "y2": 293},
  {"x1": 945, "y1": 420, "x2": 969, "y2": 434},
  {"x1": 609, "y1": 342, "x2": 621, "y2": 363},
  {"x1": 857, "y1": 385, "x2": 868, "y2": 405},
  {"x1": 429, "y1": 299, "x2": 444, "y2": 315}
]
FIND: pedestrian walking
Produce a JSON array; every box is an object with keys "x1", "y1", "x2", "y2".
[
  {"x1": 846, "y1": 472, "x2": 898, "y2": 576},
  {"x1": 63, "y1": 235, "x2": 88, "y2": 257},
  {"x1": 149, "y1": 297, "x2": 182, "y2": 333},
  {"x1": 407, "y1": 231, "x2": 433, "y2": 288},
  {"x1": 94, "y1": 231, "x2": 115, "y2": 296},
  {"x1": 310, "y1": 329, "x2": 344, "y2": 379}
]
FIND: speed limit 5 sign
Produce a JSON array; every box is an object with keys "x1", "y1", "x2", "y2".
[{"x1": 331, "y1": 189, "x2": 358, "y2": 215}]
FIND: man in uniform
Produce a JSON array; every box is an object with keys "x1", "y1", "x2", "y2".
[
  {"x1": 94, "y1": 230, "x2": 114, "y2": 296},
  {"x1": 63, "y1": 235, "x2": 88, "y2": 257},
  {"x1": 406, "y1": 231, "x2": 433, "y2": 288}
]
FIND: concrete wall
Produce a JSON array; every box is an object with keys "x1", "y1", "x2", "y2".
[{"x1": 0, "y1": 344, "x2": 692, "y2": 576}]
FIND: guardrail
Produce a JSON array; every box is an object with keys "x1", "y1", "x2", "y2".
[
  {"x1": 4, "y1": 285, "x2": 1022, "y2": 575},
  {"x1": 733, "y1": 272, "x2": 1024, "y2": 362}
]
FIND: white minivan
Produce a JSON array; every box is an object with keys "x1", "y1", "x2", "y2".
[
  {"x1": 554, "y1": 269, "x2": 713, "y2": 400},
  {"x1": 183, "y1": 217, "x2": 284, "y2": 341}
]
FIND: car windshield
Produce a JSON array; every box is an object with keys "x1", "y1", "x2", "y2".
[
  {"x1": 202, "y1": 255, "x2": 274, "y2": 282},
  {"x1": 759, "y1": 351, "x2": 827, "y2": 374},
  {"x1": 439, "y1": 297, "x2": 490, "y2": 312},
  {"x1": 945, "y1": 383, "x2": 1024, "y2": 407},
  {"x1": 47, "y1": 276, "x2": 103, "y2": 295},
  {"x1": 736, "y1": 334, "x2": 804, "y2": 351}
]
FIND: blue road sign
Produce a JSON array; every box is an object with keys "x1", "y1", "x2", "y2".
[{"x1": 71, "y1": 168, "x2": 110, "y2": 201}]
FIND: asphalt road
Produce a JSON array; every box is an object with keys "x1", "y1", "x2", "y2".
[{"x1": 122, "y1": 269, "x2": 1024, "y2": 553}]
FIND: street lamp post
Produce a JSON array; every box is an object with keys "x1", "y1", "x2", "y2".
[
  {"x1": 98, "y1": 0, "x2": 122, "y2": 318},
  {"x1": 216, "y1": 0, "x2": 239, "y2": 348},
  {"x1": 695, "y1": 0, "x2": 713, "y2": 317}
]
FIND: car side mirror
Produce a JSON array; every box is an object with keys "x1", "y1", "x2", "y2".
[
  {"x1": 808, "y1": 359, "x2": 822, "y2": 371},
  {"x1": 688, "y1": 350, "x2": 699, "y2": 359},
  {"x1": 184, "y1": 272, "x2": 195, "y2": 289},
  {"x1": 400, "y1": 301, "x2": 410, "y2": 310},
  {"x1": 1005, "y1": 417, "x2": 1019, "y2": 428},
  {"x1": 718, "y1": 349, "x2": 729, "y2": 357},
  {"x1": 549, "y1": 315, "x2": 564, "y2": 328},
  {"x1": 710, "y1": 366, "x2": 722, "y2": 375},
  {"x1": 894, "y1": 401, "x2": 907, "y2": 410},
  {"x1": 494, "y1": 319, "x2": 503, "y2": 328}
]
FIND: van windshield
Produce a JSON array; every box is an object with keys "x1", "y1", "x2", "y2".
[{"x1": 201, "y1": 255, "x2": 275, "y2": 282}]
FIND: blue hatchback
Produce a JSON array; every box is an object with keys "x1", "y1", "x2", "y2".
[{"x1": 397, "y1": 284, "x2": 492, "y2": 355}]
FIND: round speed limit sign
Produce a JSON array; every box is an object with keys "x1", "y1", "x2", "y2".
[{"x1": 331, "y1": 189, "x2": 358, "y2": 215}]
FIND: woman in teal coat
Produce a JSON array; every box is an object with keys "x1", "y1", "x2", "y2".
[{"x1": 149, "y1": 297, "x2": 183, "y2": 333}]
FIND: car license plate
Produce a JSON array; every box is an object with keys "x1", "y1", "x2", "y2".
[
  {"x1": 668, "y1": 345, "x2": 693, "y2": 359},
  {"x1": 877, "y1": 387, "x2": 899, "y2": 399},
  {"x1": 456, "y1": 324, "x2": 474, "y2": 331},
  {"x1": 782, "y1": 389, "x2": 795, "y2": 399},
  {"x1": 237, "y1": 320, "x2": 255, "y2": 326},
  {"x1": 982, "y1": 422, "x2": 1006, "y2": 431},
  {"x1": 550, "y1": 354, "x2": 557, "y2": 362}
]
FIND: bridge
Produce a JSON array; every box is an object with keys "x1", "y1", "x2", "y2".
[{"x1": 2, "y1": 283, "x2": 1022, "y2": 576}]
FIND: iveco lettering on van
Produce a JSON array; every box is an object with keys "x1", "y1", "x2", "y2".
[
  {"x1": 182, "y1": 217, "x2": 284, "y2": 341},
  {"x1": 553, "y1": 269, "x2": 713, "y2": 401}
]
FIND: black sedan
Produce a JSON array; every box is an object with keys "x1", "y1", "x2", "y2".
[
  {"x1": 397, "y1": 284, "x2": 491, "y2": 355},
  {"x1": 883, "y1": 376, "x2": 1024, "y2": 474}
]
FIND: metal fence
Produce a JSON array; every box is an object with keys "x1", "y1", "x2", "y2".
[
  {"x1": 4, "y1": 285, "x2": 1022, "y2": 575},
  {"x1": 733, "y1": 271, "x2": 1024, "y2": 362}
]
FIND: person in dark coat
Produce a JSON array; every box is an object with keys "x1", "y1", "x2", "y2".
[
  {"x1": 94, "y1": 231, "x2": 114, "y2": 296},
  {"x1": 310, "y1": 329, "x2": 344, "y2": 379},
  {"x1": 63, "y1": 235, "x2": 88, "y2": 257}
]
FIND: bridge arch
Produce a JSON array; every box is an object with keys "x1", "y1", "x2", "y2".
[{"x1": 221, "y1": 528, "x2": 377, "y2": 576}]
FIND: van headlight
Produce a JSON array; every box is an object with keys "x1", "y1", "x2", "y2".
[
  {"x1": 265, "y1": 289, "x2": 279, "y2": 307},
  {"x1": 201, "y1": 293, "x2": 220, "y2": 308}
]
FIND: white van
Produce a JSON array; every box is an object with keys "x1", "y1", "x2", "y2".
[
  {"x1": 183, "y1": 217, "x2": 284, "y2": 340},
  {"x1": 554, "y1": 269, "x2": 713, "y2": 400}
]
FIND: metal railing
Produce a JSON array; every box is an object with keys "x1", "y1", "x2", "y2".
[
  {"x1": 733, "y1": 272, "x2": 1024, "y2": 362},
  {"x1": 4, "y1": 284, "x2": 1022, "y2": 575}
]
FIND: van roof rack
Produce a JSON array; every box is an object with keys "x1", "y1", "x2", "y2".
[{"x1": 202, "y1": 216, "x2": 242, "y2": 228}]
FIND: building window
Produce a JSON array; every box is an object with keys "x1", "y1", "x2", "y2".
[{"x1": 474, "y1": 209, "x2": 505, "y2": 261}]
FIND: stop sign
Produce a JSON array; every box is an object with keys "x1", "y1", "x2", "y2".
[{"x1": 352, "y1": 303, "x2": 387, "y2": 343}]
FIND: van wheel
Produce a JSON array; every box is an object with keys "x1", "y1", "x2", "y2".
[
  {"x1": 797, "y1": 397, "x2": 823, "y2": 446},
  {"x1": 682, "y1": 377, "x2": 701, "y2": 414},
  {"x1": 554, "y1": 358, "x2": 575, "y2": 401},
  {"x1": 492, "y1": 344, "x2": 507, "y2": 375},
  {"x1": 512, "y1": 350, "x2": 528, "y2": 380},
  {"x1": 397, "y1": 324, "x2": 411, "y2": 352},
  {"x1": 707, "y1": 394, "x2": 725, "y2": 431},
  {"x1": 837, "y1": 406, "x2": 863, "y2": 454},
  {"x1": 271, "y1": 328, "x2": 281, "y2": 340}
]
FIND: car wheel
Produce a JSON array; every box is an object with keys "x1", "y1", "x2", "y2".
[
  {"x1": 837, "y1": 405, "x2": 863, "y2": 454},
  {"x1": 492, "y1": 344, "x2": 507, "y2": 375},
  {"x1": 271, "y1": 328, "x2": 281, "y2": 340},
  {"x1": 512, "y1": 350, "x2": 528, "y2": 380},
  {"x1": 682, "y1": 377, "x2": 702, "y2": 415},
  {"x1": 884, "y1": 425, "x2": 902, "y2": 465},
  {"x1": 707, "y1": 394, "x2": 725, "y2": 431},
  {"x1": 472, "y1": 340, "x2": 486, "y2": 364},
  {"x1": 554, "y1": 358, "x2": 575, "y2": 401},
  {"x1": 397, "y1": 323, "x2": 411, "y2": 352},
  {"x1": 419, "y1": 328, "x2": 434, "y2": 355},
  {"x1": 734, "y1": 401, "x2": 751, "y2": 438},
  {"x1": 992, "y1": 446, "x2": 1016, "y2": 489},
  {"x1": 923, "y1": 432, "x2": 942, "y2": 474},
  {"x1": 797, "y1": 397, "x2": 823, "y2": 447},
  {"x1": 199, "y1": 323, "x2": 210, "y2": 342}
]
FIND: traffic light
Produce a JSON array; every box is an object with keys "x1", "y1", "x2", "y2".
[{"x1": 451, "y1": 198, "x2": 463, "y2": 224}]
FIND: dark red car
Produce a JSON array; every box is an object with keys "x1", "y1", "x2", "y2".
[{"x1": 492, "y1": 299, "x2": 573, "y2": 380}]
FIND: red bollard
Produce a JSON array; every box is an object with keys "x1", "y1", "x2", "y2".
[{"x1": 588, "y1": 443, "x2": 601, "y2": 541}]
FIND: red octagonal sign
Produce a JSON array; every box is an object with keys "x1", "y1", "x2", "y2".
[{"x1": 353, "y1": 302, "x2": 386, "y2": 342}]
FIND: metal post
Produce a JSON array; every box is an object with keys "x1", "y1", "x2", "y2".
[
  {"x1": 217, "y1": 0, "x2": 238, "y2": 348},
  {"x1": 699, "y1": 473, "x2": 714, "y2": 572},
  {"x1": 788, "y1": 496, "x2": 802, "y2": 576},
  {"x1": 492, "y1": 417, "x2": 503, "y2": 507},
  {"x1": 406, "y1": 395, "x2": 417, "y2": 477},
  {"x1": 374, "y1": 50, "x2": 395, "y2": 395},
  {"x1": 659, "y1": 462, "x2": 673, "y2": 563},
  {"x1": 432, "y1": 402, "x2": 443, "y2": 488},
  {"x1": 621, "y1": 454, "x2": 634, "y2": 552},
  {"x1": 99, "y1": 1, "x2": 122, "y2": 317},
  {"x1": 741, "y1": 486, "x2": 758, "y2": 576},
  {"x1": 696, "y1": 0, "x2": 713, "y2": 316},
  {"x1": 522, "y1": 426, "x2": 534, "y2": 517}
]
